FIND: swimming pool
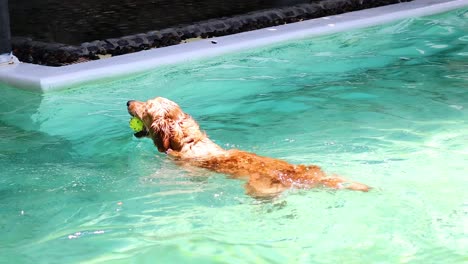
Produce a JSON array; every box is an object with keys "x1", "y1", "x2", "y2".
[{"x1": 1, "y1": 8, "x2": 467, "y2": 263}]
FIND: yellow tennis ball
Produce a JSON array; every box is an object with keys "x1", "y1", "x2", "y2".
[{"x1": 129, "y1": 117, "x2": 144, "y2": 132}]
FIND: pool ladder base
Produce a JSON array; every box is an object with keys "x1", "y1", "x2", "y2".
[{"x1": 0, "y1": 52, "x2": 19, "y2": 66}]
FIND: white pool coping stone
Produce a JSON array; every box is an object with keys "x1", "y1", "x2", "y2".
[{"x1": 0, "y1": 0, "x2": 467, "y2": 92}]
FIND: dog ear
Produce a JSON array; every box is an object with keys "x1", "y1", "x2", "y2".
[
  {"x1": 151, "y1": 118, "x2": 171, "y2": 152},
  {"x1": 168, "y1": 119, "x2": 185, "y2": 151}
]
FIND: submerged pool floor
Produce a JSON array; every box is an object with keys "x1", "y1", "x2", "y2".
[{"x1": 1, "y1": 8, "x2": 467, "y2": 264}]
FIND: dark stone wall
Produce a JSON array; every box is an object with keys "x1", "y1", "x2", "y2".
[
  {"x1": 9, "y1": 0, "x2": 412, "y2": 66},
  {"x1": 10, "y1": 0, "x2": 310, "y2": 45},
  {"x1": 1, "y1": 0, "x2": 11, "y2": 54}
]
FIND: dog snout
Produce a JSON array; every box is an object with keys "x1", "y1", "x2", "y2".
[{"x1": 127, "y1": 100, "x2": 135, "y2": 107}]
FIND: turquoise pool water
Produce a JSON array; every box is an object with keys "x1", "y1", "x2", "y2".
[{"x1": 1, "y1": 9, "x2": 467, "y2": 263}]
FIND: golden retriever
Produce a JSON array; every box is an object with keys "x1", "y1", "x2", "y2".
[{"x1": 127, "y1": 97, "x2": 370, "y2": 197}]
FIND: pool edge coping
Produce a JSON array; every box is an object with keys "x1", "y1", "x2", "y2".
[{"x1": 0, "y1": 0, "x2": 467, "y2": 92}]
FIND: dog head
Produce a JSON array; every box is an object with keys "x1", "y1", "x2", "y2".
[{"x1": 127, "y1": 97, "x2": 205, "y2": 153}]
